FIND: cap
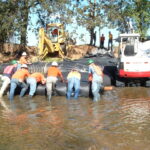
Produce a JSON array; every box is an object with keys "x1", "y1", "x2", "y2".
[
  {"x1": 88, "y1": 59, "x2": 94, "y2": 64},
  {"x1": 21, "y1": 64, "x2": 28, "y2": 68},
  {"x1": 10, "y1": 60, "x2": 17, "y2": 65},
  {"x1": 51, "y1": 61, "x2": 58, "y2": 66},
  {"x1": 22, "y1": 52, "x2": 27, "y2": 56}
]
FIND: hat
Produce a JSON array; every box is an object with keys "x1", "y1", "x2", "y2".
[
  {"x1": 21, "y1": 64, "x2": 28, "y2": 68},
  {"x1": 10, "y1": 60, "x2": 17, "y2": 65},
  {"x1": 88, "y1": 59, "x2": 94, "y2": 64},
  {"x1": 22, "y1": 52, "x2": 27, "y2": 56},
  {"x1": 51, "y1": 61, "x2": 58, "y2": 66}
]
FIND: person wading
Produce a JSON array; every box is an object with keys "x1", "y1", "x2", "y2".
[
  {"x1": 9, "y1": 64, "x2": 30, "y2": 101},
  {"x1": 46, "y1": 61, "x2": 64, "y2": 101},
  {"x1": 88, "y1": 59, "x2": 103, "y2": 102},
  {"x1": 0, "y1": 60, "x2": 18, "y2": 97},
  {"x1": 27, "y1": 72, "x2": 46, "y2": 98},
  {"x1": 66, "y1": 67, "x2": 81, "y2": 100}
]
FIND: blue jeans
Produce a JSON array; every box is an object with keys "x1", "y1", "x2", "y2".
[
  {"x1": 27, "y1": 77, "x2": 37, "y2": 96},
  {"x1": 92, "y1": 80, "x2": 102, "y2": 102},
  {"x1": 9, "y1": 79, "x2": 28, "y2": 101},
  {"x1": 67, "y1": 77, "x2": 80, "y2": 100}
]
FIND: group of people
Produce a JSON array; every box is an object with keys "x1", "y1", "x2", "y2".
[
  {"x1": 99, "y1": 31, "x2": 113, "y2": 51},
  {"x1": 0, "y1": 52, "x2": 105, "y2": 102}
]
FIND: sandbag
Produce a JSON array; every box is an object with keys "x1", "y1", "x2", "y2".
[
  {"x1": 55, "y1": 82, "x2": 67, "y2": 96},
  {"x1": 79, "y1": 81, "x2": 89, "y2": 97},
  {"x1": 35, "y1": 84, "x2": 46, "y2": 95},
  {"x1": 34, "y1": 81, "x2": 90, "y2": 97}
]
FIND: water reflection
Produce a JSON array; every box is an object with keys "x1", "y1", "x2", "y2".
[{"x1": 0, "y1": 88, "x2": 150, "y2": 149}]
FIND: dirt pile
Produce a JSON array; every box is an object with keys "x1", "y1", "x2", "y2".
[
  {"x1": 0, "y1": 43, "x2": 37, "y2": 63},
  {"x1": 66, "y1": 45, "x2": 98, "y2": 60},
  {"x1": 0, "y1": 43, "x2": 99, "y2": 63}
]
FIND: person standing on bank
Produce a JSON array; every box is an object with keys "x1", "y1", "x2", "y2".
[
  {"x1": 46, "y1": 61, "x2": 64, "y2": 101},
  {"x1": 88, "y1": 59, "x2": 103, "y2": 102},
  {"x1": 66, "y1": 67, "x2": 81, "y2": 100},
  {"x1": 9, "y1": 64, "x2": 30, "y2": 101},
  {"x1": 27, "y1": 72, "x2": 46, "y2": 98},
  {"x1": 108, "y1": 31, "x2": 113, "y2": 51},
  {"x1": 0, "y1": 60, "x2": 18, "y2": 97},
  {"x1": 100, "y1": 34, "x2": 105, "y2": 49},
  {"x1": 93, "y1": 31, "x2": 96, "y2": 46}
]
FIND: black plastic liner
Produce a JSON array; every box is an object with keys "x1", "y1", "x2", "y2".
[{"x1": 0, "y1": 56, "x2": 118, "y2": 97}]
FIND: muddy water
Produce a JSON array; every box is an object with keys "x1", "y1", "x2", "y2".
[{"x1": 0, "y1": 87, "x2": 150, "y2": 150}]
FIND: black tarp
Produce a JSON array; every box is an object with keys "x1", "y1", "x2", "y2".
[{"x1": 0, "y1": 55, "x2": 118, "y2": 97}]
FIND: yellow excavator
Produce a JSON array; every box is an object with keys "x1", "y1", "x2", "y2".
[{"x1": 38, "y1": 23, "x2": 67, "y2": 60}]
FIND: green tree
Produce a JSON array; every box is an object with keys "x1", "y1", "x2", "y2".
[
  {"x1": 0, "y1": 1, "x2": 17, "y2": 43},
  {"x1": 69, "y1": 0, "x2": 106, "y2": 46},
  {"x1": 104, "y1": 0, "x2": 150, "y2": 37},
  {"x1": 104, "y1": 0, "x2": 132, "y2": 33},
  {"x1": 131, "y1": 0, "x2": 150, "y2": 37}
]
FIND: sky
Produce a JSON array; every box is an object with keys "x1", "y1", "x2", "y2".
[
  {"x1": 26, "y1": 6, "x2": 149, "y2": 48},
  {"x1": 26, "y1": 6, "x2": 120, "y2": 48},
  {"x1": 27, "y1": 21, "x2": 120, "y2": 48}
]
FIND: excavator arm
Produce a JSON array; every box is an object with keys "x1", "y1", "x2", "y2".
[{"x1": 38, "y1": 27, "x2": 65, "y2": 60}]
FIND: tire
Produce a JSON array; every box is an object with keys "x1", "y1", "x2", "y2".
[
  {"x1": 115, "y1": 80, "x2": 125, "y2": 87},
  {"x1": 145, "y1": 80, "x2": 150, "y2": 87}
]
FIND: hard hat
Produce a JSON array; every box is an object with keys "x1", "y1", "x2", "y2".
[
  {"x1": 51, "y1": 61, "x2": 58, "y2": 66},
  {"x1": 10, "y1": 60, "x2": 17, "y2": 65},
  {"x1": 88, "y1": 59, "x2": 94, "y2": 64},
  {"x1": 21, "y1": 64, "x2": 28, "y2": 68},
  {"x1": 22, "y1": 52, "x2": 27, "y2": 56}
]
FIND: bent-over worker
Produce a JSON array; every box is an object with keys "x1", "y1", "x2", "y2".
[
  {"x1": 9, "y1": 64, "x2": 30, "y2": 100},
  {"x1": 66, "y1": 67, "x2": 81, "y2": 100},
  {"x1": 27, "y1": 72, "x2": 46, "y2": 98},
  {"x1": 46, "y1": 61, "x2": 64, "y2": 101},
  {"x1": 0, "y1": 60, "x2": 18, "y2": 97}
]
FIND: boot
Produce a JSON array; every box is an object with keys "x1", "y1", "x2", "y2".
[{"x1": 47, "y1": 94, "x2": 52, "y2": 102}]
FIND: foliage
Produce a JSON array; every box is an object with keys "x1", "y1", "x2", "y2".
[
  {"x1": 0, "y1": 0, "x2": 150, "y2": 46},
  {"x1": 130, "y1": 0, "x2": 150, "y2": 37},
  {"x1": 69, "y1": 0, "x2": 106, "y2": 45},
  {"x1": 0, "y1": 1, "x2": 17, "y2": 43},
  {"x1": 104, "y1": 0, "x2": 150, "y2": 37}
]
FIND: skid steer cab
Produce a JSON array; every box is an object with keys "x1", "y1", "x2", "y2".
[
  {"x1": 117, "y1": 33, "x2": 150, "y2": 86},
  {"x1": 38, "y1": 23, "x2": 67, "y2": 60}
]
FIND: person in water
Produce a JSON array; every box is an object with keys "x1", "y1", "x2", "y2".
[{"x1": 66, "y1": 67, "x2": 81, "y2": 100}]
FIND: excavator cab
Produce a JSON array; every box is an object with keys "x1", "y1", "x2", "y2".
[
  {"x1": 46, "y1": 23, "x2": 66, "y2": 43},
  {"x1": 38, "y1": 23, "x2": 67, "y2": 60}
]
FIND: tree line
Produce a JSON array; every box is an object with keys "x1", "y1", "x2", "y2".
[{"x1": 0, "y1": 0, "x2": 149, "y2": 46}]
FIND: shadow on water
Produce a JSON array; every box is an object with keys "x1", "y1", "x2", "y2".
[{"x1": 0, "y1": 87, "x2": 150, "y2": 150}]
